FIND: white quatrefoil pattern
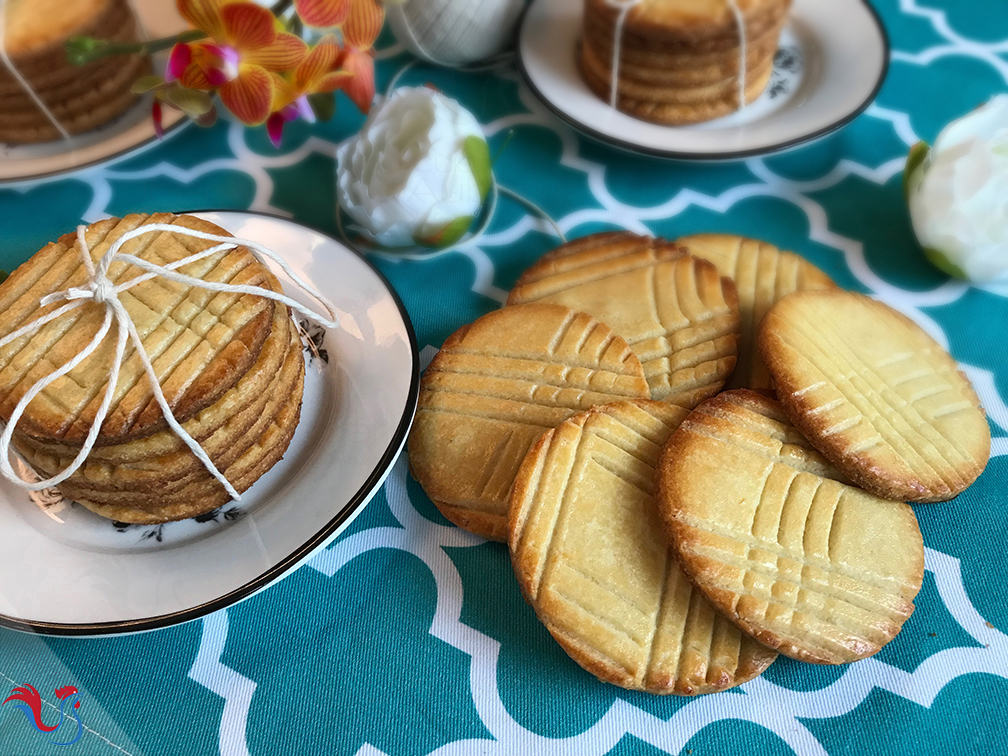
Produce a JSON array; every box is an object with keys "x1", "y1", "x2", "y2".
[{"x1": 0, "y1": 2, "x2": 1006, "y2": 754}]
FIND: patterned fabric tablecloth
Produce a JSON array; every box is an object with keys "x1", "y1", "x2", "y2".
[{"x1": 1, "y1": 1, "x2": 1007, "y2": 754}]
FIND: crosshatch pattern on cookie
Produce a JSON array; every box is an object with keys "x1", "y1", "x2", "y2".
[
  {"x1": 510, "y1": 400, "x2": 777, "y2": 694},
  {"x1": 658, "y1": 391, "x2": 924, "y2": 665},
  {"x1": 0, "y1": 214, "x2": 276, "y2": 443},
  {"x1": 759, "y1": 291, "x2": 990, "y2": 502},
  {"x1": 408, "y1": 303, "x2": 650, "y2": 541},
  {"x1": 17, "y1": 318, "x2": 300, "y2": 494},
  {"x1": 677, "y1": 234, "x2": 835, "y2": 390},
  {"x1": 508, "y1": 233, "x2": 740, "y2": 407}
]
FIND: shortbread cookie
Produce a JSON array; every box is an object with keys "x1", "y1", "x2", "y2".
[
  {"x1": 579, "y1": 56, "x2": 773, "y2": 124},
  {"x1": 508, "y1": 233, "x2": 739, "y2": 406},
  {"x1": 759, "y1": 291, "x2": 990, "y2": 502},
  {"x1": 584, "y1": 0, "x2": 789, "y2": 46},
  {"x1": 510, "y1": 399, "x2": 777, "y2": 693},
  {"x1": 76, "y1": 363, "x2": 305, "y2": 524},
  {"x1": 3, "y1": 0, "x2": 120, "y2": 59},
  {"x1": 677, "y1": 234, "x2": 835, "y2": 390},
  {"x1": 658, "y1": 390, "x2": 925, "y2": 664},
  {"x1": 16, "y1": 288, "x2": 292, "y2": 464},
  {"x1": 582, "y1": 12, "x2": 783, "y2": 72},
  {"x1": 18, "y1": 318, "x2": 302, "y2": 493},
  {"x1": 407, "y1": 303, "x2": 650, "y2": 541},
  {"x1": 0, "y1": 213, "x2": 276, "y2": 443},
  {"x1": 580, "y1": 40, "x2": 774, "y2": 103}
]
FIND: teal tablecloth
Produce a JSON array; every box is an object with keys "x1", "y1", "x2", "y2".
[{"x1": 2, "y1": 1, "x2": 1007, "y2": 754}]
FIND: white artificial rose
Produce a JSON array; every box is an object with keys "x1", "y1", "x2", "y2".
[
  {"x1": 906, "y1": 95, "x2": 1008, "y2": 281},
  {"x1": 336, "y1": 86, "x2": 491, "y2": 248}
]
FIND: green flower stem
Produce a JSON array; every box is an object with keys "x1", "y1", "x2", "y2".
[
  {"x1": 66, "y1": 29, "x2": 205, "y2": 65},
  {"x1": 271, "y1": 0, "x2": 294, "y2": 15}
]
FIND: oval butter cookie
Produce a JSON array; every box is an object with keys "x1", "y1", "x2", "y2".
[
  {"x1": 408, "y1": 303, "x2": 650, "y2": 541},
  {"x1": 508, "y1": 232, "x2": 740, "y2": 407},
  {"x1": 758, "y1": 290, "x2": 990, "y2": 502},
  {"x1": 677, "y1": 234, "x2": 835, "y2": 390},
  {"x1": 658, "y1": 390, "x2": 925, "y2": 664},
  {"x1": 510, "y1": 400, "x2": 776, "y2": 693}
]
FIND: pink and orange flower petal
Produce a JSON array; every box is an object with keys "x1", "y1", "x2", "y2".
[
  {"x1": 342, "y1": 0, "x2": 384, "y2": 50},
  {"x1": 220, "y1": 65, "x2": 275, "y2": 125},
  {"x1": 293, "y1": 0, "x2": 350, "y2": 29}
]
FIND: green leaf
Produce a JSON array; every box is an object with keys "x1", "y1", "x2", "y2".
[
  {"x1": 903, "y1": 140, "x2": 930, "y2": 201},
  {"x1": 308, "y1": 92, "x2": 336, "y2": 122},
  {"x1": 414, "y1": 216, "x2": 475, "y2": 249},
  {"x1": 163, "y1": 85, "x2": 213, "y2": 117},
  {"x1": 923, "y1": 247, "x2": 968, "y2": 280},
  {"x1": 464, "y1": 135, "x2": 492, "y2": 203},
  {"x1": 132, "y1": 75, "x2": 166, "y2": 94}
]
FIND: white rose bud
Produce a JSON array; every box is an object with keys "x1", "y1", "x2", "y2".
[
  {"x1": 906, "y1": 95, "x2": 1008, "y2": 281},
  {"x1": 336, "y1": 86, "x2": 492, "y2": 248}
]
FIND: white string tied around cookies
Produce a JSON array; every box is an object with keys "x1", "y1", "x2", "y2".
[
  {"x1": 604, "y1": 0, "x2": 748, "y2": 111},
  {"x1": 0, "y1": 223, "x2": 340, "y2": 502}
]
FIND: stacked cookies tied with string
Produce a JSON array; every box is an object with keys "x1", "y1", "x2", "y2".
[
  {"x1": 0, "y1": 213, "x2": 307, "y2": 525},
  {"x1": 0, "y1": 0, "x2": 149, "y2": 144},
  {"x1": 408, "y1": 230, "x2": 993, "y2": 695},
  {"x1": 579, "y1": 0, "x2": 791, "y2": 124}
]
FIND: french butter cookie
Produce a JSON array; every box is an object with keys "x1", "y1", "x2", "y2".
[
  {"x1": 508, "y1": 232, "x2": 740, "y2": 407},
  {"x1": 759, "y1": 291, "x2": 990, "y2": 502},
  {"x1": 657, "y1": 390, "x2": 925, "y2": 664},
  {"x1": 408, "y1": 303, "x2": 650, "y2": 541},
  {"x1": 677, "y1": 234, "x2": 835, "y2": 390},
  {"x1": 510, "y1": 399, "x2": 777, "y2": 693}
]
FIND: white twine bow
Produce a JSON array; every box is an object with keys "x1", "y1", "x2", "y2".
[
  {"x1": 603, "y1": 0, "x2": 747, "y2": 113},
  {"x1": 0, "y1": 223, "x2": 340, "y2": 502}
]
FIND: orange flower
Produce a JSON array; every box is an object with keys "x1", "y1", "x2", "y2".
[
  {"x1": 173, "y1": 0, "x2": 307, "y2": 125},
  {"x1": 267, "y1": 35, "x2": 353, "y2": 145}
]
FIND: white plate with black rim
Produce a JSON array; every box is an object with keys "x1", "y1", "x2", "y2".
[
  {"x1": 0, "y1": 0, "x2": 189, "y2": 184},
  {"x1": 516, "y1": 0, "x2": 889, "y2": 160},
  {"x1": 0, "y1": 211, "x2": 419, "y2": 636}
]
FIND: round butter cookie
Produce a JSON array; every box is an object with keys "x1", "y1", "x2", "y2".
[
  {"x1": 580, "y1": 41, "x2": 774, "y2": 104},
  {"x1": 0, "y1": 213, "x2": 277, "y2": 444},
  {"x1": 0, "y1": 7, "x2": 138, "y2": 98},
  {"x1": 0, "y1": 50, "x2": 146, "y2": 123},
  {"x1": 2, "y1": 0, "x2": 122, "y2": 60},
  {"x1": 758, "y1": 291, "x2": 991, "y2": 502},
  {"x1": 677, "y1": 234, "x2": 835, "y2": 390},
  {"x1": 508, "y1": 232, "x2": 740, "y2": 406},
  {"x1": 657, "y1": 390, "x2": 925, "y2": 664},
  {"x1": 76, "y1": 361, "x2": 305, "y2": 524},
  {"x1": 582, "y1": 12, "x2": 783, "y2": 72},
  {"x1": 579, "y1": 55, "x2": 773, "y2": 125},
  {"x1": 17, "y1": 318, "x2": 303, "y2": 494},
  {"x1": 407, "y1": 303, "x2": 650, "y2": 541},
  {"x1": 584, "y1": 0, "x2": 790, "y2": 47},
  {"x1": 510, "y1": 399, "x2": 777, "y2": 693},
  {"x1": 14, "y1": 288, "x2": 293, "y2": 465},
  {"x1": 581, "y1": 28, "x2": 780, "y2": 87}
]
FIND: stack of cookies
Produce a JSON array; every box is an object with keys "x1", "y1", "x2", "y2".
[
  {"x1": 0, "y1": 213, "x2": 306, "y2": 524},
  {"x1": 579, "y1": 0, "x2": 791, "y2": 125},
  {"x1": 1, "y1": 0, "x2": 149, "y2": 144},
  {"x1": 409, "y1": 230, "x2": 991, "y2": 694}
]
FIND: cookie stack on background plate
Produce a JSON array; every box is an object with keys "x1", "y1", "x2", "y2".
[
  {"x1": 409, "y1": 231, "x2": 991, "y2": 694},
  {"x1": 0, "y1": 0, "x2": 149, "y2": 144},
  {"x1": 579, "y1": 0, "x2": 791, "y2": 125},
  {"x1": 0, "y1": 213, "x2": 306, "y2": 524}
]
